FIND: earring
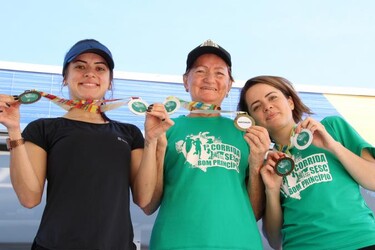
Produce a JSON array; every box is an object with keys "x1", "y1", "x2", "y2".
[{"x1": 185, "y1": 89, "x2": 189, "y2": 92}]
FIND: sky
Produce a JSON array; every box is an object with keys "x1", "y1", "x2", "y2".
[{"x1": 1, "y1": 0, "x2": 375, "y2": 89}]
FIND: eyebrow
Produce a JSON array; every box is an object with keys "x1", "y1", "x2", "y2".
[
  {"x1": 193, "y1": 64, "x2": 227, "y2": 70},
  {"x1": 72, "y1": 59, "x2": 108, "y2": 66},
  {"x1": 250, "y1": 91, "x2": 278, "y2": 108}
]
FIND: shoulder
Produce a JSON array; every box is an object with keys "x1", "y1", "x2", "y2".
[
  {"x1": 320, "y1": 115, "x2": 350, "y2": 132},
  {"x1": 108, "y1": 120, "x2": 143, "y2": 137},
  {"x1": 321, "y1": 115, "x2": 345, "y2": 124},
  {"x1": 25, "y1": 117, "x2": 62, "y2": 129},
  {"x1": 109, "y1": 120, "x2": 140, "y2": 130}
]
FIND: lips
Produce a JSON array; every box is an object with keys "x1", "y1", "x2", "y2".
[
  {"x1": 266, "y1": 112, "x2": 278, "y2": 120},
  {"x1": 80, "y1": 82, "x2": 99, "y2": 87},
  {"x1": 201, "y1": 86, "x2": 217, "y2": 91}
]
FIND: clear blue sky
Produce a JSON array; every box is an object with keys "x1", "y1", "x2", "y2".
[{"x1": 1, "y1": 0, "x2": 374, "y2": 88}]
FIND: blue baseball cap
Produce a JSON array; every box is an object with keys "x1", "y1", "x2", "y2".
[{"x1": 62, "y1": 39, "x2": 114, "y2": 76}]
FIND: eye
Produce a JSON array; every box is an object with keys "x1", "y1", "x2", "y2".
[
  {"x1": 269, "y1": 95, "x2": 278, "y2": 101},
  {"x1": 96, "y1": 66, "x2": 106, "y2": 72},
  {"x1": 252, "y1": 104, "x2": 260, "y2": 112},
  {"x1": 194, "y1": 67, "x2": 205, "y2": 73},
  {"x1": 74, "y1": 64, "x2": 85, "y2": 70}
]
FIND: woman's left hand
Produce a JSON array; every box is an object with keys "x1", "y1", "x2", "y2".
[{"x1": 297, "y1": 117, "x2": 335, "y2": 151}]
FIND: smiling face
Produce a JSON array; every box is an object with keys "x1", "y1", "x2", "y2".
[
  {"x1": 183, "y1": 53, "x2": 232, "y2": 106},
  {"x1": 245, "y1": 83, "x2": 295, "y2": 133},
  {"x1": 63, "y1": 52, "x2": 111, "y2": 100}
]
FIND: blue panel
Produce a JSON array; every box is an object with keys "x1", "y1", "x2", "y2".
[{"x1": 0, "y1": 69, "x2": 343, "y2": 131}]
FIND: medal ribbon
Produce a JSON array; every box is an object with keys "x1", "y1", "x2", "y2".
[
  {"x1": 274, "y1": 126, "x2": 297, "y2": 156},
  {"x1": 22, "y1": 90, "x2": 129, "y2": 113},
  {"x1": 176, "y1": 97, "x2": 221, "y2": 112},
  {"x1": 17, "y1": 90, "x2": 248, "y2": 116}
]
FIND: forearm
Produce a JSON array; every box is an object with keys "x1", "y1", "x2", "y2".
[
  {"x1": 263, "y1": 189, "x2": 283, "y2": 249},
  {"x1": 132, "y1": 138, "x2": 159, "y2": 208},
  {"x1": 329, "y1": 141, "x2": 375, "y2": 190},
  {"x1": 142, "y1": 140, "x2": 165, "y2": 215},
  {"x1": 248, "y1": 165, "x2": 266, "y2": 221},
  {"x1": 9, "y1": 143, "x2": 45, "y2": 208}
]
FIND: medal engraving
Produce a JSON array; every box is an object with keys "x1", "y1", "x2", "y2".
[
  {"x1": 164, "y1": 96, "x2": 180, "y2": 114},
  {"x1": 234, "y1": 113, "x2": 255, "y2": 131},
  {"x1": 292, "y1": 128, "x2": 313, "y2": 150},
  {"x1": 18, "y1": 90, "x2": 41, "y2": 104},
  {"x1": 128, "y1": 98, "x2": 149, "y2": 115},
  {"x1": 274, "y1": 156, "x2": 295, "y2": 176}
]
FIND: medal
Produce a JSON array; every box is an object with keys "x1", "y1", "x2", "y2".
[
  {"x1": 163, "y1": 96, "x2": 180, "y2": 114},
  {"x1": 291, "y1": 128, "x2": 313, "y2": 150},
  {"x1": 128, "y1": 97, "x2": 149, "y2": 115},
  {"x1": 234, "y1": 112, "x2": 255, "y2": 131},
  {"x1": 18, "y1": 90, "x2": 42, "y2": 104},
  {"x1": 274, "y1": 156, "x2": 295, "y2": 176}
]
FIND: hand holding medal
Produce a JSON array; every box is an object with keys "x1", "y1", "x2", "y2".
[
  {"x1": 11, "y1": 90, "x2": 257, "y2": 132},
  {"x1": 272, "y1": 126, "x2": 313, "y2": 176},
  {"x1": 272, "y1": 154, "x2": 295, "y2": 176}
]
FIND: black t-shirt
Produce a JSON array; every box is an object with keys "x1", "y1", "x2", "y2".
[{"x1": 22, "y1": 117, "x2": 144, "y2": 250}]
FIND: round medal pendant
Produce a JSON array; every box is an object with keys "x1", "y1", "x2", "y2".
[
  {"x1": 128, "y1": 98, "x2": 149, "y2": 115},
  {"x1": 164, "y1": 96, "x2": 180, "y2": 114},
  {"x1": 274, "y1": 156, "x2": 295, "y2": 176},
  {"x1": 18, "y1": 90, "x2": 41, "y2": 104},
  {"x1": 234, "y1": 113, "x2": 255, "y2": 131},
  {"x1": 292, "y1": 128, "x2": 313, "y2": 150}
]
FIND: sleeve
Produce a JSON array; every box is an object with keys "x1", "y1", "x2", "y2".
[
  {"x1": 129, "y1": 123, "x2": 144, "y2": 150},
  {"x1": 21, "y1": 119, "x2": 48, "y2": 151},
  {"x1": 321, "y1": 115, "x2": 375, "y2": 157}
]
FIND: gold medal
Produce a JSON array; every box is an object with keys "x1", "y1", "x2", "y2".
[{"x1": 234, "y1": 113, "x2": 255, "y2": 131}]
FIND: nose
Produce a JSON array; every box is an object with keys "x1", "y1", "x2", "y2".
[
  {"x1": 204, "y1": 72, "x2": 215, "y2": 83},
  {"x1": 264, "y1": 104, "x2": 273, "y2": 112},
  {"x1": 84, "y1": 67, "x2": 95, "y2": 77}
]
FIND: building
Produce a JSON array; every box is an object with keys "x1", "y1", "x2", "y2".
[{"x1": 1, "y1": 61, "x2": 374, "y2": 249}]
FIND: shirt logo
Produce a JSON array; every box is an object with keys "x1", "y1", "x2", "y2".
[
  {"x1": 117, "y1": 137, "x2": 129, "y2": 145},
  {"x1": 281, "y1": 153, "x2": 333, "y2": 200},
  {"x1": 175, "y1": 132, "x2": 241, "y2": 172}
]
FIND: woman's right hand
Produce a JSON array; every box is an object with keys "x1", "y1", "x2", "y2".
[
  {"x1": 260, "y1": 151, "x2": 284, "y2": 192},
  {"x1": 144, "y1": 103, "x2": 174, "y2": 143},
  {"x1": 0, "y1": 94, "x2": 21, "y2": 131}
]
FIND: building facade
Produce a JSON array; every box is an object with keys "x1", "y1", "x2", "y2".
[{"x1": 1, "y1": 61, "x2": 374, "y2": 249}]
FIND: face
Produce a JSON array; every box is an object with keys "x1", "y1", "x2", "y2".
[
  {"x1": 64, "y1": 53, "x2": 111, "y2": 100},
  {"x1": 183, "y1": 54, "x2": 232, "y2": 106},
  {"x1": 245, "y1": 83, "x2": 295, "y2": 132}
]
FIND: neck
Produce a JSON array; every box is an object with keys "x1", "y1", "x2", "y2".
[
  {"x1": 270, "y1": 123, "x2": 296, "y2": 147},
  {"x1": 63, "y1": 108, "x2": 108, "y2": 124},
  {"x1": 187, "y1": 112, "x2": 221, "y2": 117}
]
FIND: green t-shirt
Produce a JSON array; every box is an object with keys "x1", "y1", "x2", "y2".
[
  {"x1": 150, "y1": 116, "x2": 263, "y2": 250},
  {"x1": 280, "y1": 116, "x2": 375, "y2": 250}
]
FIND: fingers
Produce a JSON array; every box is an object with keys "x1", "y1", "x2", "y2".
[
  {"x1": 244, "y1": 125, "x2": 271, "y2": 150},
  {"x1": 146, "y1": 103, "x2": 174, "y2": 128},
  {"x1": 265, "y1": 151, "x2": 286, "y2": 166},
  {"x1": 0, "y1": 94, "x2": 18, "y2": 106},
  {"x1": 147, "y1": 103, "x2": 168, "y2": 121}
]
